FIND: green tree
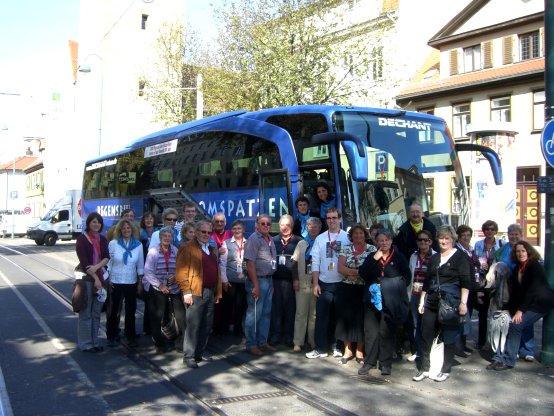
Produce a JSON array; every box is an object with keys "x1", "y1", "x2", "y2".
[{"x1": 209, "y1": 0, "x2": 389, "y2": 110}]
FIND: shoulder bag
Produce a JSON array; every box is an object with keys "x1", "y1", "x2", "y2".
[{"x1": 436, "y1": 269, "x2": 463, "y2": 326}]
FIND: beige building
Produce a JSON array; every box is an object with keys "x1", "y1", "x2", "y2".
[{"x1": 396, "y1": 0, "x2": 545, "y2": 246}]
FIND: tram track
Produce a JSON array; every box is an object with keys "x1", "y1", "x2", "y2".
[{"x1": 0, "y1": 242, "x2": 358, "y2": 416}]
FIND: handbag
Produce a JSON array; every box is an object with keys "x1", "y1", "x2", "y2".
[
  {"x1": 71, "y1": 265, "x2": 88, "y2": 313},
  {"x1": 161, "y1": 297, "x2": 181, "y2": 341},
  {"x1": 435, "y1": 269, "x2": 462, "y2": 326}
]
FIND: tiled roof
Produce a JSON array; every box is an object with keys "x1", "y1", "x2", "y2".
[
  {"x1": 0, "y1": 156, "x2": 39, "y2": 171},
  {"x1": 397, "y1": 57, "x2": 544, "y2": 101},
  {"x1": 382, "y1": 0, "x2": 399, "y2": 13}
]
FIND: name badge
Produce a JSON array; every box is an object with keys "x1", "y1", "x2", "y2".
[
  {"x1": 279, "y1": 255, "x2": 286, "y2": 265},
  {"x1": 413, "y1": 282, "x2": 423, "y2": 294},
  {"x1": 328, "y1": 261, "x2": 334, "y2": 271},
  {"x1": 271, "y1": 260, "x2": 277, "y2": 270},
  {"x1": 236, "y1": 263, "x2": 243, "y2": 273}
]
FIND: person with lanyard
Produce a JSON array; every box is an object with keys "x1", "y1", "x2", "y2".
[
  {"x1": 176, "y1": 220, "x2": 222, "y2": 369},
  {"x1": 455, "y1": 225, "x2": 480, "y2": 358},
  {"x1": 394, "y1": 202, "x2": 438, "y2": 260},
  {"x1": 313, "y1": 181, "x2": 336, "y2": 232},
  {"x1": 210, "y1": 212, "x2": 233, "y2": 334},
  {"x1": 473, "y1": 220, "x2": 503, "y2": 349},
  {"x1": 305, "y1": 206, "x2": 350, "y2": 359},
  {"x1": 244, "y1": 214, "x2": 278, "y2": 356},
  {"x1": 269, "y1": 214, "x2": 302, "y2": 347},
  {"x1": 291, "y1": 217, "x2": 322, "y2": 352},
  {"x1": 406, "y1": 229, "x2": 436, "y2": 363},
  {"x1": 106, "y1": 219, "x2": 144, "y2": 348},
  {"x1": 75, "y1": 212, "x2": 110, "y2": 352},
  {"x1": 358, "y1": 229, "x2": 411, "y2": 376},
  {"x1": 486, "y1": 240, "x2": 554, "y2": 371},
  {"x1": 149, "y1": 208, "x2": 181, "y2": 249},
  {"x1": 337, "y1": 224, "x2": 376, "y2": 365},
  {"x1": 139, "y1": 211, "x2": 158, "y2": 336},
  {"x1": 211, "y1": 212, "x2": 233, "y2": 254},
  {"x1": 143, "y1": 226, "x2": 185, "y2": 354},
  {"x1": 292, "y1": 196, "x2": 319, "y2": 239},
  {"x1": 219, "y1": 220, "x2": 248, "y2": 336}
]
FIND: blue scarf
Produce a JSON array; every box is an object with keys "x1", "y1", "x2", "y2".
[
  {"x1": 304, "y1": 234, "x2": 316, "y2": 261},
  {"x1": 118, "y1": 237, "x2": 142, "y2": 265},
  {"x1": 296, "y1": 210, "x2": 311, "y2": 239},
  {"x1": 319, "y1": 197, "x2": 336, "y2": 220}
]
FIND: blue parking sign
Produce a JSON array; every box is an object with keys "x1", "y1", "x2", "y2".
[{"x1": 541, "y1": 119, "x2": 554, "y2": 168}]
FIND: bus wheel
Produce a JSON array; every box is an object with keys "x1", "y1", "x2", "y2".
[
  {"x1": 34, "y1": 239, "x2": 44, "y2": 246},
  {"x1": 44, "y1": 234, "x2": 57, "y2": 246}
]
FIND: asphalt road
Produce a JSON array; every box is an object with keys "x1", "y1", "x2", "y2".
[{"x1": 1, "y1": 237, "x2": 553, "y2": 416}]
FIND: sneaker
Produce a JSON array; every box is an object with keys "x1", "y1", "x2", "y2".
[
  {"x1": 407, "y1": 354, "x2": 418, "y2": 362},
  {"x1": 430, "y1": 372, "x2": 449, "y2": 382},
  {"x1": 333, "y1": 348, "x2": 343, "y2": 358},
  {"x1": 525, "y1": 355, "x2": 535, "y2": 362},
  {"x1": 306, "y1": 350, "x2": 328, "y2": 359},
  {"x1": 412, "y1": 371, "x2": 429, "y2": 382}
]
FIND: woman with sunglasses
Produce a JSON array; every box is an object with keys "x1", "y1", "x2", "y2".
[
  {"x1": 473, "y1": 220, "x2": 503, "y2": 349},
  {"x1": 406, "y1": 229, "x2": 436, "y2": 362}
]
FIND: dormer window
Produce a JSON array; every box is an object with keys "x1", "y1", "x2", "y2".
[
  {"x1": 520, "y1": 31, "x2": 540, "y2": 60},
  {"x1": 463, "y1": 45, "x2": 482, "y2": 72}
]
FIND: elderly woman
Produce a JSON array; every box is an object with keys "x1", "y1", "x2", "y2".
[
  {"x1": 106, "y1": 219, "x2": 144, "y2": 347},
  {"x1": 75, "y1": 212, "x2": 110, "y2": 352},
  {"x1": 143, "y1": 226, "x2": 185, "y2": 353},
  {"x1": 413, "y1": 225, "x2": 470, "y2": 382},
  {"x1": 291, "y1": 217, "x2": 321, "y2": 352},
  {"x1": 337, "y1": 224, "x2": 376, "y2": 364},
  {"x1": 358, "y1": 229, "x2": 411, "y2": 376},
  {"x1": 219, "y1": 220, "x2": 248, "y2": 335},
  {"x1": 486, "y1": 241, "x2": 554, "y2": 371}
]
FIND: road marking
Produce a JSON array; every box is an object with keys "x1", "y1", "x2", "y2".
[
  {"x1": 0, "y1": 269, "x2": 112, "y2": 413},
  {"x1": 0, "y1": 360, "x2": 14, "y2": 416}
]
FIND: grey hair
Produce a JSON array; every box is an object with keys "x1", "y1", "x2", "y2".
[
  {"x1": 507, "y1": 223, "x2": 523, "y2": 235},
  {"x1": 162, "y1": 208, "x2": 178, "y2": 220},
  {"x1": 306, "y1": 216, "x2": 322, "y2": 228},
  {"x1": 196, "y1": 220, "x2": 212, "y2": 231},
  {"x1": 279, "y1": 214, "x2": 294, "y2": 225},
  {"x1": 159, "y1": 226, "x2": 174, "y2": 238},
  {"x1": 374, "y1": 228, "x2": 393, "y2": 241}
]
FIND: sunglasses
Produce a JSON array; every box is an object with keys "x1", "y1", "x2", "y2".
[
  {"x1": 259, "y1": 222, "x2": 271, "y2": 226},
  {"x1": 198, "y1": 230, "x2": 211, "y2": 234},
  {"x1": 417, "y1": 238, "x2": 431, "y2": 242},
  {"x1": 165, "y1": 217, "x2": 178, "y2": 222}
]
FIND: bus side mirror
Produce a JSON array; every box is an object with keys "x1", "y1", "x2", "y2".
[{"x1": 455, "y1": 143, "x2": 503, "y2": 185}]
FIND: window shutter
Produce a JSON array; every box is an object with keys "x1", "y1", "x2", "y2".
[
  {"x1": 449, "y1": 49, "x2": 459, "y2": 75},
  {"x1": 503, "y1": 36, "x2": 513, "y2": 64},
  {"x1": 483, "y1": 41, "x2": 493, "y2": 68}
]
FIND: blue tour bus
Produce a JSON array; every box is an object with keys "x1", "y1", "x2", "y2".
[{"x1": 81, "y1": 105, "x2": 502, "y2": 234}]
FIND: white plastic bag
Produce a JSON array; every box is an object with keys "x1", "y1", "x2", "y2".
[{"x1": 429, "y1": 334, "x2": 444, "y2": 379}]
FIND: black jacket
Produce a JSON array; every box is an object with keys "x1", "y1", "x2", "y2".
[
  {"x1": 394, "y1": 217, "x2": 438, "y2": 260},
  {"x1": 508, "y1": 260, "x2": 554, "y2": 315}
]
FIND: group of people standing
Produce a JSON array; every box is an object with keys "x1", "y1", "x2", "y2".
[{"x1": 74, "y1": 188, "x2": 554, "y2": 380}]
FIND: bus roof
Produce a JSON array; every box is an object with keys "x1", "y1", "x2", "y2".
[{"x1": 84, "y1": 105, "x2": 445, "y2": 165}]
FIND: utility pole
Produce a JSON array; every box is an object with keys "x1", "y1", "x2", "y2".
[{"x1": 541, "y1": 0, "x2": 554, "y2": 365}]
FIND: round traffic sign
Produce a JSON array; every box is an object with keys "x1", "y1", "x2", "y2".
[
  {"x1": 23, "y1": 207, "x2": 31, "y2": 215},
  {"x1": 541, "y1": 119, "x2": 554, "y2": 168}
]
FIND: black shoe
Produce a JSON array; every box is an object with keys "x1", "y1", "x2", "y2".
[
  {"x1": 340, "y1": 355, "x2": 354, "y2": 365},
  {"x1": 82, "y1": 348, "x2": 95, "y2": 353},
  {"x1": 486, "y1": 361, "x2": 500, "y2": 370},
  {"x1": 155, "y1": 346, "x2": 167, "y2": 354},
  {"x1": 356, "y1": 357, "x2": 364, "y2": 364},
  {"x1": 184, "y1": 358, "x2": 199, "y2": 369},
  {"x1": 380, "y1": 366, "x2": 391, "y2": 376},
  {"x1": 195, "y1": 355, "x2": 213, "y2": 363},
  {"x1": 358, "y1": 362, "x2": 375, "y2": 375},
  {"x1": 494, "y1": 363, "x2": 513, "y2": 371},
  {"x1": 455, "y1": 349, "x2": 469, "y2": 358},
  {"x1": 93, "y1": 346, "x2": 104, "y2": 352}
]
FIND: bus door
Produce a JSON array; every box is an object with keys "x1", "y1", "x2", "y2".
[{"x1": 259, "y1": 169, "x2": 292, "y2": 234}]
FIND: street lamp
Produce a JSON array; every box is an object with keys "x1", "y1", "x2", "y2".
[{"x1": 78, "y1": 54, "x2": 104, "y2": 157}]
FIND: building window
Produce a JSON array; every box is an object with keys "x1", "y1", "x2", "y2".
[
  {"x1": 452, "y1": 102, "x2": 471, "y2": 138},
  {"x1": 424, "y1": 177, "x2": 434, "y2": 211},
  {"x1": 491, "y1": 96, "x2": 511, "y2": 122},
  {"x1": 533, "y1": 90, "x2": 545, "y2": 131},
  {"x1": 520, "y1": 31, "x2": 540, "y2": 60},
  {"x1": 372, "y1": 46, "x2": 383, "y2": 80},
  {"x1": 141, "y1": 14, "x2": 148, "y2": 30},
  {"x1": 463, "y1": 45, "x2": 482, "y2": 72}
]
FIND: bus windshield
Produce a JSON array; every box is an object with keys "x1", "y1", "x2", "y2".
[{"x1": 334, "y1": 111, "x2": 467, "y2": 232}]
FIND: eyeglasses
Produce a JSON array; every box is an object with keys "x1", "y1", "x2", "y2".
[
  {"x1": 259, "y1": 222, "x2": 271, "y2": 226},
  {"x1": 280, "y1": 223, "x2": 292, "y2": 227},
  {"x1": 165, "y1": 217, "x2": 178, "y2": 222},
  {"x1": 198, "y1": 230, "x2": 211, "y2": 234},
  {"x1": 483, "y1": 227, "x2": 496, "y2": 232},
  {"x1": 326, "y1": 217, "x2": 339, "y2": 220},
  {"x1": 417, "y1": 238, "x2": 431, "y2": 242},
  {"x1": 214, "y1": 220, "x2": 225, "y2": 223}
]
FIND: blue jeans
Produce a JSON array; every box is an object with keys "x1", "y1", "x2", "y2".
[
  {"x1": 409, "y1": 293, "x2": 422, "y2": 357},
  {"x1": 314, "y1": 280, "x2": 341, "y2": 352},
  {"x1": 518, "y1": 324, "x2": 535, "y2": 357},
  {"x1": 493, "y1": 311, "x2": 544, "y2": 367},
  {"x1": 245, "y1": 278, "x2": 273, "y2": 349}
]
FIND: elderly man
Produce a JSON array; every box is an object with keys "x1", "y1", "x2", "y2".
[
  {"x1": 394, "y1": 202, "x2": 438, "y2": 259},
  {"x1": 269, "y1": 214, "x2": 302, "y2": 347},
  {"x1": 176, "y1": 220, "x2": 222, "y2": 369},
  {"x1": 211, "y1": 212, "x2": 233, "y2": 251},
  {"x1": 244, "y1": 214, "x2": 278, "y2": 355}
]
